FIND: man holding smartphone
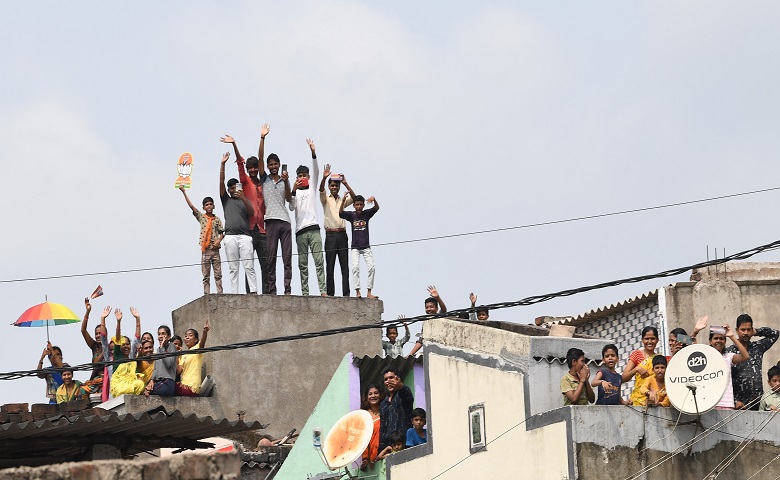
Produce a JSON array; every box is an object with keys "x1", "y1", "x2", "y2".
[
  {"x1": 260, "y1": 125, "x2": 293, "y2": 295},
  {"x1": 218, "y1": 152, "x2": 256, "y2": 293}
]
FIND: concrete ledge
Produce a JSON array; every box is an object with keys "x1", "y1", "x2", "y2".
[
  {"x1": 171, "y1": 294, "x2": 383, "y2": 438},
  {"x1": 100, "y1": 394, "x2": 227, "y2": 419}
]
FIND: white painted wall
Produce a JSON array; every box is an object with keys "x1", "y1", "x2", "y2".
[{"x1": 390, "y1": 352, "x2": 570, "y2": 479}]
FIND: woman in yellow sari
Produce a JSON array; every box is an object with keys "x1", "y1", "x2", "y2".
[
  {"x1": 621, "y1": 326, "x2": 659, "y2": 406},
  {"x1": 110, "y1": 337, "x2": 145, "y2": 397}
]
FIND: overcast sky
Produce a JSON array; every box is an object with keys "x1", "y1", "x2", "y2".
[{"x1": 3, "y1": 1, "x2": 780, "y2": 406}]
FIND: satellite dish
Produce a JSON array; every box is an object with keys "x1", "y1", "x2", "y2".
[
  {"x1": 666, "y1": 344, "x2": 730, "y2": 414},
  {"x1": 321, "y1": 410, "x2": 374, "y2": 469}
]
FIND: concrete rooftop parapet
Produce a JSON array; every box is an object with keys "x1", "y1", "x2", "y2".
[
  {"x1": 691, "y1": 261, "x2": 780, "y2": 282},
  {"x1": 423, "y1": 317, "x2": 609, "y2": 361},
  {"x1": 171, "y1": 294, "x2": 383, "y2": 439},
  {"x1": 568, "y1": 405, "x2": 780, "y2": 479}
]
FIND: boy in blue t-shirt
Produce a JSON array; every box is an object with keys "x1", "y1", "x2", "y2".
[
  {"x1": 406, "y1": 408, "x2": 427, "y2": 447},
  {"x1": 591, "y1": 344, "x2": 628, "y2": 405},
  {"x1": 339, "y1": 193, "x2": 379, "y2": 299}
]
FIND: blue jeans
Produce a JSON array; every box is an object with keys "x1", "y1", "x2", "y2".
[{"x1": 151, "y1": 378, "x2": 175, "y2": 396}]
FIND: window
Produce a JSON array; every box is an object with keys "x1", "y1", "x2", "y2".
[{"x1": 468, "y1": 403, "x2": 486, "y2": 453}]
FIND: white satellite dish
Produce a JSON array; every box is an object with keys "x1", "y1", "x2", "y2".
[
  {"x1": 319, "y1": 410, "x2": 374, "y2": 470},
  {"x1": 666, "y1": 344, "x2": 730, "y2": 414}
]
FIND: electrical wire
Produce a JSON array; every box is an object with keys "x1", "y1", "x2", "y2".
[
  {"x1": 702, "y1": 407, "x2": 779, "y2": 479},
  {"x1": 746, "y1": 454, "x2": 780, "y2": 480},
  {"x1": 7, "y1": 234, "x2": 780, "y2": 381},
  {"x1": 2, "y1": 185, "x2": 780, "y2": 284},
  {"x1": 622, "y1": 393, "x2": 769, "y2": 480},
  {"x1": 428, "y1": 406, "x2": 561, "y2": 480}
]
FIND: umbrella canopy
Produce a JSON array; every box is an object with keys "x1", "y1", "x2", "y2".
[{"x1": 13, "y1": 302, "x2": 80, "y2": 327}]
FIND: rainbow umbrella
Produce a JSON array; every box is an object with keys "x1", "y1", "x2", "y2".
[{"x1": 12, "y1": 301, "x2": 81, "y2": 341}]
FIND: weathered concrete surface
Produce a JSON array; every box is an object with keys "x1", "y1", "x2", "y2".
[
  {"x1": 101, "y1": 395, "x2": 221, "y2": 418},
  {"x1": 171, "y1": 294, "x2": 382, "y2": 438},
  {"x1": 0, "y1": 451, "x2": 241, "y2": 480},
  {"x1": 692, "y1": 261, "x2": 780, "y2": 282},
  {"x1": 692, "y1": 279, "x2": 742, "y2": 329},
  {"x1": 572, "y1": 406, "x2": 780, "y2": 480}
]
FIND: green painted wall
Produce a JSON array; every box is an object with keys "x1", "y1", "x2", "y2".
[{"x1": 275, "y1": 354, "x2": 353, "y2": 480}]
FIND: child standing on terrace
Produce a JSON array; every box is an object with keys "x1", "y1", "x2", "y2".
[
  {"x1": 339, "y1": 193, "x2": 379, "y2": 298},
  {"x1": 561, "y1": 348, "x2": 594, "y2": 405},
  {"x1": 180, "y1": 186, "x2": 225, "y2": 295},
  {"x1": 592, "y1": 344, "x2": 628, "y2": 405},
  {"x1": 383, "y1": 320, "x2": 410, "y2": 358},
  {"x1": 639, "y1": 355, "x2": 671, "y2": 407}
]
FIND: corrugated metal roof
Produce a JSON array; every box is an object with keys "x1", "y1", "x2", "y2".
[
  {"x1": 543, "y1": 289, "x2": 659, "y2": 327},
  {"x1": 353, "y1": 355, "x2": 421, "y2": 394},
  {"x1": 0, "y1": 409, "x2": 266, "y2": 468}
]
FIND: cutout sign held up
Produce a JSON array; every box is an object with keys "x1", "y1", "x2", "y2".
[{"x1": 175, "y1": 152, "x2": 194, "y2": 188}]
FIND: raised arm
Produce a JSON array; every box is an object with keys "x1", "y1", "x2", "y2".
[
  {"x1": 199, "y1": 319, "x2": 210, "y2": 349},
  {"x1": 130, "y1": 307, "x2": 141, "y2": 358},
  {"x1": 36, "y1": 344, "x2": 51, "y2": 378},
  {"x1": 100, "y1": 306, "x2": 110, "y2": 339},
  {"x1": 131, "y1": 307, "x2": 141, "y2": 339},
  {"x1": 342, "y1": 175, "x2": 356, "y2": 199},
  {"x1": 80, "y1": 298, "x2": 96, "y2": 349},
  {"x1": 428, "y1": 285, "x2": 446, "y2": 313},
  {"x1": 367, "y1": 196, "x2": 379, "y2": 211},
  {"x1": 220, "y1": 134, "x2": 242, "y2": 160},
  {"x1": 179, "y1": 186, "x2": 198, "y2": 214},
  {"x1": 219, "y1": 152, "x2": 230, "y2": 197},
  {"x1": 691, "y1": 315, "x2": 708, "y2": 343},
  {"x1": 726, "y1": 325, "x2": 750, "y2": 364},
  {"x1": 339, "y1": 192, "x2": 350, "y2": 216},
  {"x1": 114, "y1": 308, "x2": 123, "y2": 343},
  {"x1": 282, "y1": 170, "x2": 292, "y2": 203},
  {"x1": 258, "y1": 124, "x2": 270, "y2": 171},
  {"x1": 319, "y1": 163, "x2": 330, "y2": 193},
  {"x1": 755, "y1": 326, "x2": 780, "y2": 351},
  {"x1": 468, "y1": 292, "x2": 478, "y2": 322},
  {"x1": 306, "y1": 138, "x2": 320, "y2": 183}
]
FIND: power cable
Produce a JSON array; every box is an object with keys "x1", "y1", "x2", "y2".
[
  {"x1": 746, "y1": 454, "x2": 780, "y2": 480},
  {"x1": 2, "y1": 185, "x2": 779, "y2": 284},
  {"x1": 622, "y1": 393, "x2": 769, "y2": 480},
  {"x1": 6, "y1": 234, "x2": 780, "y2": 381},
  {"x1": 703, "y1": 408, "x2": 779, "y2": 479}
]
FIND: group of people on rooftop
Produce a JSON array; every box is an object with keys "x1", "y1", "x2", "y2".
[
  {"x1": 562, "y1": 313, "x2": 780, "y2": 411},
  {"x1": 37, "y1": 299, "x2": 209, "y2": 404},
  {"x1": 179, "y1": 124, "x2": 380, "y2": 298}
]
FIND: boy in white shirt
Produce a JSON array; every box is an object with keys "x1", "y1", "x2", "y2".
[{"x1": 289, "y1": 139, "x2": 326, "y2": 296}]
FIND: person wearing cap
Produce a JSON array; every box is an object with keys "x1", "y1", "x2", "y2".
[{"x1": 219, "y1": 151, "x2": 256, "y2": 294}]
